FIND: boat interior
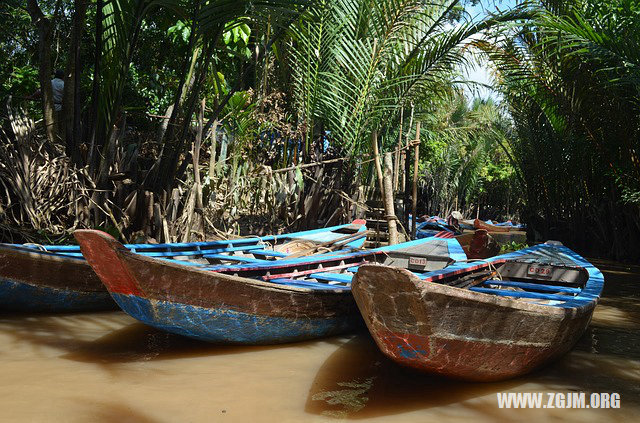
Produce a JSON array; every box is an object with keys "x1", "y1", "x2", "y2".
[{"x1": 426, "y1": 258, "x2": 590, "y2": 305}]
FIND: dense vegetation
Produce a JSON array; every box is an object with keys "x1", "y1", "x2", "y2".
[{"x1": 0, "y1": 0, "x2": 638, "y2": 260}]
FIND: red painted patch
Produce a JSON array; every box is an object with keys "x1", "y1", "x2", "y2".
[
  {"x1": 74, "y1": 230, "x2": 143, "y2": 296},
  {"x1": 352, "y1": 219, "x2": 367, "y2": 225}
]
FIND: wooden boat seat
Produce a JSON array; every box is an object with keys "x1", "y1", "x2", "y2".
[
  {"x1": 245, "y1": 249, "x2": 289, "y2": 257},
  {"x1": 482, "y1": 280, "x2": 581, "y2": 294},
  {"x1": 198, "y1": 254, "x2": 265, "y2": 263},
  {"x1": 469, "y1": 286, "x2": 577, "y2": 301},
  {"x1": 140, "y1": 244, "x2": 266, "y2": 258},
  {"x1": 269, "y1": 278, "x2": 351, "y2": 290},
  {"x1": 309, "y1": 272, "x2": 353, "y2": 283}
]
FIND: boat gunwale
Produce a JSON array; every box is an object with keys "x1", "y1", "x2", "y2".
[
  {"x1": 365, "y1": 243, "x2": 604, "y2": 313},
  {"x1": 79, "y1": 231, "x2": 361, "y2": 296},
  {"x1": 5, "y1": 221, "x2": 367, "y2": 257}
]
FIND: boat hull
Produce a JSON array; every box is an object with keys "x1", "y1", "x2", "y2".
[
  {"x1": 110, "y1": 293, "x2": 361, "y2": 343},
  {"x1": 352, "y1": 265, "x2": 595, "y2": 381},
  {"x1": 0, "y1": 246, "x2": 115, "y2": 312},
  {"x1": 75, "y1": 230, "x2": 363, "y2": 344},
  {"x1": 473, "y1": 218, "x2": 511, "y2": 232}
]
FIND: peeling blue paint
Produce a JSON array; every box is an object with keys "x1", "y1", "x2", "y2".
[
  {"x1": 0, "y1": 278, "x2": 116, "y2": 312},
  {"x1": 112, "y1": 293, "x2": 361, "y2": 344},
  {"x1": 396, "y1": 343, "x2": 427, "y2": 359}
]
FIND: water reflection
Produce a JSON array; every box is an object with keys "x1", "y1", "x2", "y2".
[
  {"x1": 0, "y1": 311, "x2": 301, "y2": 363},
  {"x1": 306, "y1": 334, "x2": 523, "y2": 418}
]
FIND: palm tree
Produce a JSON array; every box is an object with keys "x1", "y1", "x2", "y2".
[
  {"x1": 286, "y1": 0, "x2": 528, "y2": 239},
  {"x1": 480, "y1": 0, "x2": 640, "y2": 259}
]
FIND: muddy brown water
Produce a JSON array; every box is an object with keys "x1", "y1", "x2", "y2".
[{"x1": 1, "y1": 260, "x2": 638, "y2": 422}]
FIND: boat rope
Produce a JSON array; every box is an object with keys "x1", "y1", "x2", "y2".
[
  {"x1": 23, "y1": 243, "x2": 48, "y2": 252},
  {"x1": 487, "y1": 261, "x2": 503, "y2": 281}
]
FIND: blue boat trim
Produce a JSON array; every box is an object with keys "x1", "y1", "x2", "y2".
[
  {"x1": 0, "y1": 278, "x2": 115, "y2": 312},
  {"x1": 111, "y1": 293, "x2": 359, "y2": 344},
  {"x1": 12, "y1": 222, "x2": 365, "y2": 255}
]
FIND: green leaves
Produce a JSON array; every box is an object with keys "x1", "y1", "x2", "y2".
[
  {"x1": 168, "y1": 20, "x2": 191, "y2": 43},
  {"x1": 287, "y1": 0, "x2": 526, "y2": 157}
]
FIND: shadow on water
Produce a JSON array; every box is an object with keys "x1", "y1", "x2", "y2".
[
  {"x1": 305, "y1": 334, "x2": 525, "y2": 419},
  {"x1": 306, "y1": 260, "x2": 640, "y2": 419},
  {"x1": 75, "y1": 400, "x2": 161, "y2": 423},
  {"x1": 63, "y1": 322, "x2": 314, "y2": 363},
  {"x1": 0, "y1": 311, "x2": 307, "y2": 364}
]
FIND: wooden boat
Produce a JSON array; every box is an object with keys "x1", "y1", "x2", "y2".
[
  {"x1": 74, "y1": 230, "x2": 466, "y2": 344},
  {"x1": 454, "y1": 229, "x2": 500, "y2": 259},
  {"x1": 351, "y1": 242, "x2": 604, "y2": 381},
  {"x1": 0, "y1": 222, "x2": 367, "y2": 312},
  {"x1": 473, "y1": 218, "x2": 512, "y2": 233}
]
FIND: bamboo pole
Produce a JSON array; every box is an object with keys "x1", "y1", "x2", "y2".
[
  {"x1": 383, "y1": 152, "x2": 399, "y2": 244},
  {"x1": 411, "y1": 121, "x2": 421, "y2": 239}
]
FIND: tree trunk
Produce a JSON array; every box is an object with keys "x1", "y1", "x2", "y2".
[
  {"x1": 63, "y1": 0, "x2": 88, "y2": 163},
  {"x1": 208, "y1": 120, "x2": 219, "y2": 178},
  {"x1": 87, "y1": 0, "x2": 103, "y2": 172},
  {"x1": 184, "y1": 99, "x2": 205, "y2": 242},
  {"x1": 26, "y1": 0, "x2": 56, "y2": 144},
  {"x1": 383, "y1": 152, "x2": 399, "y2": 245},
  {"x1": 411, "y1": 121, "x2": 421, "y2": 239},
  {"x1": 393, "y1": 106, "x2": 403, "y2": 191},
  {"x1": 371, "y1": 130, "x2": 385, "y2": 201}
]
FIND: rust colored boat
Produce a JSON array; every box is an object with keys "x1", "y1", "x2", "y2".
[
  {"x1": 0, "y1": 222, "x2": 366, "y2": 312},
  {"x1": 455, "y1": 229, "x2": 500, "y2": 259},
  {"x1": 0, "y1": 245, "x2": 115, "y2": 312},
  {"x1": 473, "y1": 218, "x2": 512, "y2": 232},
  {"x1": 74, "y1": 230, "x2": 465, "y2": 344},
  {"x1": 351, "y1": 242, "x2": 604, "y2": 381}
]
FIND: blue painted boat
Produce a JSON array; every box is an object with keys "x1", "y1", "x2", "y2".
[
  {"x1": 409, "y1": 215, "x2": 458, "y2": 239},
  {"x1": 0, "y1": 222, "x2": 367, "y2": 312},
  {"x1": 74, "y1": 230, "x2": 466, "y2": 344},
  {"x1": 352, "y1": 242, "x2": 604, "y2": 381}
]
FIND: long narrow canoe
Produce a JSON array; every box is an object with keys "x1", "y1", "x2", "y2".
[
  {"x1": 352, "y1": 242, "x2": 604, "y2": 381},
  {"x1": 74, "y1": 230, "x2": 466, "y2": 344},
  {"x1": 0, "y1": 222, "x2": 366, "y2": 312},
  {"x1": 473, "y1": 218, "x2": 512, "y2": 233}
]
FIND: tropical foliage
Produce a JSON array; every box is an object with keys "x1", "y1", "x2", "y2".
[
  {"x1": 1, "y1": 0, "x2": 637, "y2": 259},
  {"x1": 480, "y1": 0, "x2": 640, "y2": 259}
]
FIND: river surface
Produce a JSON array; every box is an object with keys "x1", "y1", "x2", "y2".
[{"x1": 1, "y1": 260, "x2": 638, "y2": 422}]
